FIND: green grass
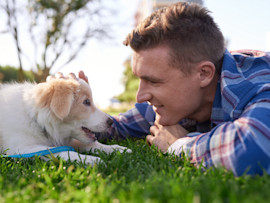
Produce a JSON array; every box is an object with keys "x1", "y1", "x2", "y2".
[{"x1": 1, "y1": 139, "x2": 270, "y2": 203}]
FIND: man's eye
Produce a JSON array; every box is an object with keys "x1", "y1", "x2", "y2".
[
  {"x1": 83, "y1": 99, "x2": 91, "y2": 106},
  {"x1": 148, "y1": 80, "x2": 160, "y2": 85}
]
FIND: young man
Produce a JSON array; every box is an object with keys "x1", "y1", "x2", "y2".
[{"x1": 64, "y1": 2, "x2": 270, "y2": 176}]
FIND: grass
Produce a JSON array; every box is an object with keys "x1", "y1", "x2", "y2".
[{"x1": 1, "y1": 139, "x2": 270, "y2": 203}]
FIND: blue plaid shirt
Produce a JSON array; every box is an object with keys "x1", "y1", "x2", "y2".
[{"x1": 98, "y1": 49, "x2": 270, "y2": 176}]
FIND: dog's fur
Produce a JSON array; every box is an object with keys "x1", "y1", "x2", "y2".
[{"x1": 0, "y1": 78, "x2": 129, "y2": 165}]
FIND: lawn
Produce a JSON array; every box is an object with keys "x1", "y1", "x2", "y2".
[{"x1": 1, "y1": 138, "x2": 270, "y2": 203}]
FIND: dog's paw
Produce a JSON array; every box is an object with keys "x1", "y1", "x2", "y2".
[
  {"x1": 86, "y1": 141, "x2": 132, "y2": 154},
  {"x1": 110, "y1": 144, "x2": 132, "y2": 153},
  {"x1": 56, "y1": 151, "x2": 103, "y2": 166},
  {"x1": 82, "y1": 155, "x2": 103, "y2": 166}
]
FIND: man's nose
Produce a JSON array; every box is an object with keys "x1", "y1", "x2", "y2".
[{"x1": 136, "y1": 81, "x2": 151, "y2": 103}]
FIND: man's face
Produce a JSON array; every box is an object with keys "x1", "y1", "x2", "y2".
[{"x1": 132, "y1": 46, "x2": 203, "y2": 126}]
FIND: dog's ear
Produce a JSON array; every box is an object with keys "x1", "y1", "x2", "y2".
[{"x1": 35, "y1": 79, "x2": 79, "y2": 120}]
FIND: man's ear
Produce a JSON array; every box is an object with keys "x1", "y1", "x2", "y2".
[
  {"x1": 34, "y1": 80, "x2": 79, "y2": 120},
  {"x1": 196, "y1": 61, "x2": 216, "y2": 88}
]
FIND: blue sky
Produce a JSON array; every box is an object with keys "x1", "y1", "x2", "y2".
[
  {"x1": 0, "y1": 0, "x2": 270, "y2": 108},
  {"x1": 205, "y1": 0, "x2": 270, "y2": 51}
]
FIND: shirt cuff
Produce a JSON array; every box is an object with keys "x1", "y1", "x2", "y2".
[
  {"x1": 167, "y1": 132, "x2": 200, "y2": 154},
  {"x1": 167, "y1": 138, "x2": 190, "y2": 155}
]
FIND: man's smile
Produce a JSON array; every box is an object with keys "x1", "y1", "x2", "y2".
[{"x1": 151, "y1": 104, "x2": 164, "y2": 113}]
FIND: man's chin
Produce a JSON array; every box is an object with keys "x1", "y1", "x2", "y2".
[{"x1": 155, "y1": 114, "x2": 176, "y2": 126}]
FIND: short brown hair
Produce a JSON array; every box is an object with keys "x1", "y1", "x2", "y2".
[{"x1": 124, "y1": 2, "x2": 225, "y2": 74}]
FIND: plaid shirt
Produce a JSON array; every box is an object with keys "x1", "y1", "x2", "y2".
[{"x1": 98, "y1": 49, "x2": 270, "y2": 176}]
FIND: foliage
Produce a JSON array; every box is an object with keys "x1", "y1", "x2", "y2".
[
  {"x1": 116, "y1": 59, "x2": 139, "y2": 103},
  {"x1": 0, "y1": 0, "x2": 113, "y2": 82},
  {"x1": 104, "y1": 103, "x2": 135, "y2": 116},
  {"x1": 0, "y1": 65, "x2": 34, "y2": 83},
  {"x1": 0, "y1": 139, "x2": 270, "y2": 202}
]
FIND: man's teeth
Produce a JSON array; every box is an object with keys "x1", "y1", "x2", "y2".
[
  {"x1": 153, "y1": 105, "x2": 162, "y2": 108},
  {"x1": 152, "y1": 105, "x2": 163, "y2": 111}
]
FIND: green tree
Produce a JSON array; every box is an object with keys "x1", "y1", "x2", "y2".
[
  {"x1": 0, "y1": 65, "x2": 34, "y2": 83},
  {"x1": 116, "y1": 59, "x2": 139, "y2": 103},
  {"x1": 0, "y1": 0, "x2": 113, "y2": 82}
]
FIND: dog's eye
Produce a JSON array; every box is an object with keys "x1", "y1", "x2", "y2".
[{"x1": 83, "y1": 99, "x2": 91, "y2": 106}]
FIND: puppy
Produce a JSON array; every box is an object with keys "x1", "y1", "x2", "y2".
[{"x1": 0, "y1": 78, "x2": 130, "y2": 165}]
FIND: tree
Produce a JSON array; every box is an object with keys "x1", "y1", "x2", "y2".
[
  {"x1": 0, "y1": 65, "x2": 34, "y2": 83},
  {"x1": 0, "y1": 0, "x2": 113, "y2": 82},
  {"x1": 116, "y1": 59, "x2": 139, "y2": 103}
]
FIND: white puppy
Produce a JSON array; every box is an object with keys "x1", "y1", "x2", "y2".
[{"x1": 0, "y1": 78, "x2": 130, "y2": 165}]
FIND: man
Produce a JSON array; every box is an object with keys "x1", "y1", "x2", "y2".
[{"x1": 62, "y1": 2, "x2": 270, "y2": 176}]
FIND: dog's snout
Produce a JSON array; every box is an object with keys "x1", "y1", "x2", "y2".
[{"x1": 106, "y1": 117, "x2": 113, "y2": 127}]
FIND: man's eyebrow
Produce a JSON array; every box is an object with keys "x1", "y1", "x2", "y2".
[{"x1": 140, "y1": 75, "x2": 163, "y2": 83}]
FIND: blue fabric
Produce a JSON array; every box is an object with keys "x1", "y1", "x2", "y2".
[{"x1": 1, "y1": 146, "x2": 75, "y2": 158}]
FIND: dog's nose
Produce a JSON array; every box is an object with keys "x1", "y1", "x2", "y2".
[{"x1": 106, "y1": 117, "x2": 114, "y2": 126}]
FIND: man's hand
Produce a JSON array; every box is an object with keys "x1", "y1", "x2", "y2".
[
  {"x1": 78, "y1": 71, "x2": 89, "y2": 83},
  {"x1": 46, "y1": 71, "x2": 89, "y2": 84},
  {"x1": 146, "y1": 122, "x2": 188, "y2": 153}
]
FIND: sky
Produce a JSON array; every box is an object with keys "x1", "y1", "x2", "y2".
[
  {"x1": 205, "y1": 0, "x2": 270, "y2": 51},
  {"x1": 0, "y1": 0, "x2": 270, "y2": 108}
]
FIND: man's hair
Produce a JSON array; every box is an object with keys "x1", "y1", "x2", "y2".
[{"x1": 123, "y1": 2, "x2": 225, "y2": 74}]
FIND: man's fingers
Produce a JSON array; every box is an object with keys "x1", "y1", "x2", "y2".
[
  {"x1": 55, "y1": 72, "x2": 65, "y2": 79},
  {"x1": 46, "y1": 71, "x2": 90, "y2": 86},
  {"x1": 46, "y1": 75, "x2": 55, "y2": 82},
  {"x1": 47, "y1": 72, "x2": 84, "y2": 82},
  {"x1": 146, "y1": 135, "x2": 154, "y2": 146},
  {"x1": 150, "y1": 125, "x2": 159, "y2": 136},
  {"x1": 154, "y1": 120, "x2": 163, "y2": 129},
  {"x1": 78, "y1": 70, "x2": 89, "y2": 84},
  {"x1": 68, "y1": 73, "x2": 77, "y2": 80}
]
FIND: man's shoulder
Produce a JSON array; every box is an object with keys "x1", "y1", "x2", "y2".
[
  {"x1": 229, "y1": 49, "x2": 270, "y2": 66},
  {"x1": 222, "y1": 49, "x2": 270, "y2": 74},
  {"x1": 219, "y1": 49, "x2": 270, "y2": 120},
  {"x1": 229, "y1": 49, "x2": 269, "y2": 57}
]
